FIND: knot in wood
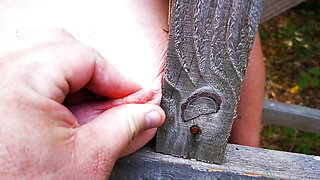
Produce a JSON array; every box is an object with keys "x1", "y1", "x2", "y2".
[{"x1": 181, "y1": 87, "x2": 221, "y2": 122}]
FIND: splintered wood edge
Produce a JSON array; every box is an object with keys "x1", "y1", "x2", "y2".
[{"x1": 110, "y1": 144, "x2": 320, "y2": 179}]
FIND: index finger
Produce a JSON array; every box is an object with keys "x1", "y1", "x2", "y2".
[{"x1": 14, "y1": 29, "x2": 141, "y2": 102}]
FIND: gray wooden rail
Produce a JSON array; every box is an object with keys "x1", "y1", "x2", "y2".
[
  {"x1": 261, "y1": 0, "x2": 306, "y2": 22},
  {"x1": 262, "y1": 100, "x2": 320, "y2": 134},
  {"x1": 109, "y1": 101, "x2": 320, "y2": 179},
  {"x1": 110, "y1": 145, "x2": 320, "y2": 180}
]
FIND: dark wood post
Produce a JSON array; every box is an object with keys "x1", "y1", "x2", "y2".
[{"x1": 156, "y1": 0, "x2": 264, "y2": 164}]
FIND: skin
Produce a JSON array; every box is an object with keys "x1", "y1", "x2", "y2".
[
  {"x1": 0, "y1": 1, "x2": 169, "y2": 178},
  {"x1": 230, "y1": 32, "x2": 265, "y2": 147},
  {"x1": 1, "y1": 0, "x2": 170, "y2": 156},
  {"x1": 0, "y1": 29, "x2": 165, "y2": 179},
  {"x1": 0, "y1": 0, "x2": 264, "y2": 178}
]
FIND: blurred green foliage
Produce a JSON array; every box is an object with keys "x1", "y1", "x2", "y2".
[
  {"x1": 299, "y1": 68, "x2": 320, "y2": 89},
  {"x1": 260, "y1": 0, "x2": 320, "y2": 91},
  {"x1": 281, "y1": 19, "x2": 318, "y2": 60},
  {"x1": 261, "y1": 125, "x2": 320, "y2": 155},
  {"x1": 259, "y1": 0, "x2": 320, "y2": 155}
]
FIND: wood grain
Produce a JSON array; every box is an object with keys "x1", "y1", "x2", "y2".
[
  {"x1": 110, "y1": 144, "x2": 320, "y2": 179},
  {"x1": 156, "y1": 0, "x2": 264, "y2": 164}
]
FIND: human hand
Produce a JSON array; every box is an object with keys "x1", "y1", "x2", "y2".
[
  {"x1": 0, "y1": 0, "x2": 169, "y2": 104},
  {"x1": 0, "y1": 29, "x2": 165, "y2": 179}
]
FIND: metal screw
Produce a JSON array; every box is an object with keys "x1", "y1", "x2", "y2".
[{"x1": 190, "y1": 125, "x2": 201, "y2": 134}]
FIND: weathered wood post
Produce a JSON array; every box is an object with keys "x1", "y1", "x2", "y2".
[
  {"x1": 110, "y1": 1, "x2": 320, "y2": 178},
  {"x1": 156, "y1": 0, "x2": 264, "y2": 164}
]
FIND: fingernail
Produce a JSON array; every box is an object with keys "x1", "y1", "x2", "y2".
[{"x1": 145, "y1": 111, "x2": 161, "y2": 129}]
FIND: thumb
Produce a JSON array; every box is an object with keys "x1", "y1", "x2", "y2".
[{"x1": 76, "y1": 104, "x2": 165, "y2": 162}]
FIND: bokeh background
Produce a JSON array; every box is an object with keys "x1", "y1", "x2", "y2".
[{"x1": 259, "y1": 0, "x2": 320, "y2": 155}]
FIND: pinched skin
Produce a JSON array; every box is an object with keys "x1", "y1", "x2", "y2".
[
  {"x1": 0, "y1": 0, "x2": 169, "y2": 176},
  {"x1": 0, "y1": 0, "x2": 168, "y2": 127},
  {"x1": 70, "y1": 90, "x2": 156, "y2": 125}
]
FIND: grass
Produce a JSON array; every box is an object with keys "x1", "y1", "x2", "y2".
[
  {"x1": 260, "y1": 125, "x2": 320, "y2": 155},
  {"x1": 259, "y1": 0, "x2": 320, "y2": 155}
]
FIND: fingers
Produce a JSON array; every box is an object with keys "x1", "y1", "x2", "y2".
[
  {"x1": 84, "y1": 50, "x2": 142, "y2": 98},
  {"x1": 9, "y1": 29, "x2": 141, "y2": 102},
  {"x1": 76, "y1": 104, "x2": 165, "y2": 159},
  {"x1": 46, "y1": 43, "x2": 141, "y2": 97}
]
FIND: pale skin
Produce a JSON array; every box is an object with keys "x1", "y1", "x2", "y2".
[
  {"x1": 0, "y1": 0, "x2": 264, "y2": 179},
  {"x1": 0, "y1": 29, "x2": 166, "y2": 179}
]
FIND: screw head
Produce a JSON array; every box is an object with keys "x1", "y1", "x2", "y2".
[{"x1": 190, "y1": 125, "x2": 201, "y2": 134}]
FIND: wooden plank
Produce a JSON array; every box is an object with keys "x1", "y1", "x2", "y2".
[
  {"x1": 156, "y1": 0, "x2": 264, "y2": 164},
  {"x1": 260, "y1": 0, "x2": 306, "y2": 23},
  {"x1": 262, "y1": 100, "x2": 320, "y2": 134},
  {"x1": 110, "y1": 144, "x2": 320, "y2": 179}
]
